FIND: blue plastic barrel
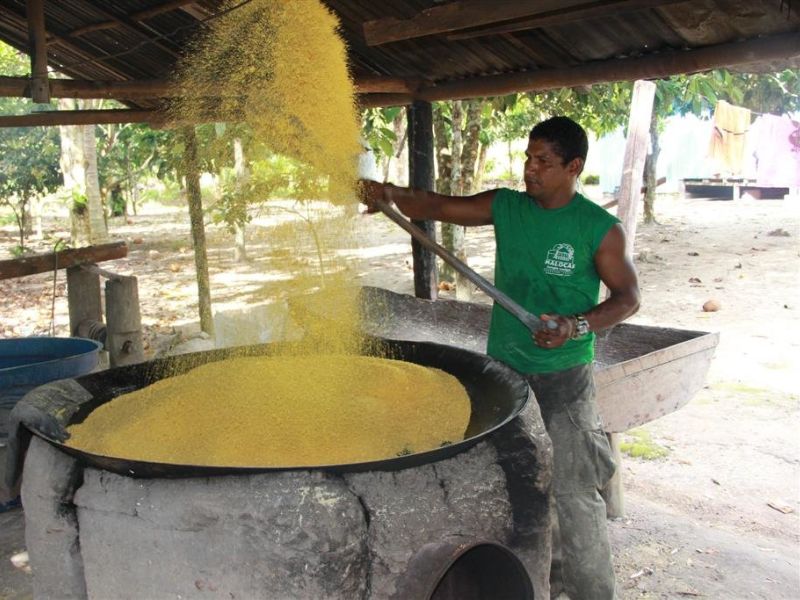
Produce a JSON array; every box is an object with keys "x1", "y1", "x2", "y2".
[{"x1": 0, "y1": 337, "x2": 103, "y2": 410}]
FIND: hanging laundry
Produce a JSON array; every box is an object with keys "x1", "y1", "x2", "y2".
[
  {"x1": 746, "y1": 113, "x2": 800, "y2": 188},
  {"x1": 707, "y1": 100, "x2": 751, "y2": 175}
]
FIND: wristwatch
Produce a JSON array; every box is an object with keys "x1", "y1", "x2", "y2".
[{"x1": 571, "y1": 314, "x2": 591, "y2": 339}]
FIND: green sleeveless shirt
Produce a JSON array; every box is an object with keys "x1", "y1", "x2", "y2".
[{"x1": 488, "y1": 188, "x2": 620, "y2": 374}]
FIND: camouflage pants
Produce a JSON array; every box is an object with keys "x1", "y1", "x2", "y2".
[{"x1": 527, "y1": 363, "x2": 617, "y2": 600}]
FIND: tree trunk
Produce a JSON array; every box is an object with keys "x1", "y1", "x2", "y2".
[
  {"x1": 82, "y1": 101, "x2": 107, "y2": 243},
  {"x1": 59, "y1": 99, "x2": 91, "y2": 245},
  {"x1": 451, "y1": 99, "x2": 484, "y2": 301},
  {"x1": 22, "y1": 202, "x2": 33, "y2": 236},
  {"x1": 441, "y1": 101, "x2": 463, "y2": 285},
  {"x1": 13, "y1": 198, "x2": 25, "y2": 249},
  {"x1": 643, "y1": 110, "x2": 661, "y2": 225},
  {"x1": 433, "y1": 104, "x2": 452, "y2": 194},
  {"x1": 475, "y1": 143, "x2": 488, "y2": 190},
  {"x1": 233, "y1": 137, "x2": 248, "y2": 263},
  {"x1": 180, "y1": 127, "x2": 215, "y2": 336},
  {"x1": 459, "y1": 99, "x2": 483, "y2": 195},
  {"x1": 508, "y1": 139, "x2": 514, "y2": 182},
  {"x1": 384, "y1": 108, "x2": 408, "y2": 184},
  {"x1": 126, "y1": 151, "x2": 139, "y2": 216},
  {"x1": 30, "y1": 195, "x2": 44, "y2": 238}
]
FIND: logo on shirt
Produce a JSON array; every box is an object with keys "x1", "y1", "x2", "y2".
[{"x1": 544, "y1": 243, "x2": 575, "y2": 277}]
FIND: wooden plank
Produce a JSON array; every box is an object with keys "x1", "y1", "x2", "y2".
[
  {"x1": 617, "y1": 80, "x2": 656, "y2": 257},
  {"x1": 407, "y1": 100, "x2": 438, "y2": 300},
  {"x1": 595, "y1": 339, "x2": 719, "y2": 432},
  {"x1": 417, "y1": 32, "x2": 800, "y2": 103},
  {"x1": 0, "y1": 76, "x2": 174, "y2": 100},
  {"x1": 355, "y1": 76, "x2": 418, "y2": 94},
  {"x1": 358, "y1": 92, "x2": 414, "y2": 109},
  {"x1": 363, "y1": 0, "x2": 590, "y2": 46},
  {"x1": 0, "y1": 241, "x2": 128, "y2": 280},
  {"x1": 446, "y1": 0, "x2": 685, "y2": 41},
  {"x1": 25, "y1": 0, "x2": 49, "y2": 102},
  {"x1": 0, "y1": 76, "x2": 415, "y2": 102},
  {"x1": 0, "y1": 109, "x2": 164, "y2": 127}
]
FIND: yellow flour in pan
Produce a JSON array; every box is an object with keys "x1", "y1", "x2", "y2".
[{"x1": 66, "y1": 355, "x2": 471, "y2": 467}]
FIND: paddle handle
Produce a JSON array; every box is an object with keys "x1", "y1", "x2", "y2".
[{"x1": 374, "y1": 199, "x2": 556, "y2": 334}]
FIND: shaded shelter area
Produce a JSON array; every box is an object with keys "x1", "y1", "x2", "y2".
[
  {"x1": 0, "y1": 1, "x2": 796, "y2": 119},
  {"x1": 0, "y1": 0, "x2": 797, "y2": 288},
  {"x1": 0, "y1": 4, "x2": 798, "y2": 597}
]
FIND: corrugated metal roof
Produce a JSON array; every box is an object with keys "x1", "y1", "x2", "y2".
[{"x1": 0, "y1": 0, "x2": 796, "y2": 107}]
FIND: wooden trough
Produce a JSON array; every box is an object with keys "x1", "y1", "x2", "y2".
[
  {"x1": 356, "y1": 286, "x2": 719, "y2": 433},
  {"x1": 349, "y1": 286, "x2": 719, "y2": 517}
]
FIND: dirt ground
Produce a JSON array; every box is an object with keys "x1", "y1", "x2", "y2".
[{"x1": 1, "y1": 189, "x2": 798, "y2": 599}]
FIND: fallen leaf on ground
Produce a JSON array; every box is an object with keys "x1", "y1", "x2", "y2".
[{"x1": 767, "y1": 228, "x2": 791, "y2": 237}]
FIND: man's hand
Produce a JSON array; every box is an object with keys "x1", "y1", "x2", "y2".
[
  {"x1": 533, "y1": 314, "x2": 575, "y2": 349},
  {"x1": 358, "y1": 179, "x2": 388, "y2": 214}
]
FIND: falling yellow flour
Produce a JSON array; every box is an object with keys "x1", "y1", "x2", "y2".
[
  {"x1": 66, "y1": 355, "x2": 471, "y2": 467},
  {"x1": 173, "y1": 0, "x2": 361, "y2": 205}
]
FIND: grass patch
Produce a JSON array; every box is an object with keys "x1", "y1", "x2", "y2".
[
  {"x1": 711, "y1": 382, "x2": 769, "y2": 395},
  {"x1": 620, "y1": 429, "x2": 670, "y2": 460}
]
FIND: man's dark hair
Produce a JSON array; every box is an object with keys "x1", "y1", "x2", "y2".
[{"x1": 529, "y1": 116, "x2": 588, "y2": 164}]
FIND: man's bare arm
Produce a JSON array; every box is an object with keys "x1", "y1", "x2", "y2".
[
  {"x1": 360, "y1": 180, "x2": 496, "y2": 226},
  {"x1": 584, "y1": 224, "x2": 641, "y2": 331},
  {"x1": 534, "y1": 224, "x2": 640, "y2": 348}
]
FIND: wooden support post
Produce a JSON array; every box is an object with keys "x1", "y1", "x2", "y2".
[
  {"x1": 616, "y1": 79, "x2": 656, "y2": 257},
  {"x1": 180, "y1": 127, "x2": 215, "y2": 336},
  {"x1": 105, "y1": 276, "x2": 144, "y2": 367},
  {"x1": 601, "y1": 79, "x2": 656, "y2": 519},
  {"x1": 66, "y1": 265, "x2": 102, "y2": 336},
  {"x1": 26, "y1": 0, "x2": 50, "y2": 103},
  {"x1": 407, "y1": 100, "x2": 438, "y2": 300}
]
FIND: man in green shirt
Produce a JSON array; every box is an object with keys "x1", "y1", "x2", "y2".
[{"x1": 361, "y1": 116, "x2": 640, "y2": 599}]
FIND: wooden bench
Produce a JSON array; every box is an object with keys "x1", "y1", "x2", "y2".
[{"x1": 0, "y1": 241, "x2": 144, "y2": 367}]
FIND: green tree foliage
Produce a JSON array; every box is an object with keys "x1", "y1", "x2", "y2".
[
  {"x1": 361, "y1": 107, "x2": 402, "y2": 163},
  {"x1": 0, "y1": 43, "x2": 62, "y2": 251},
  {"x1": 0, "y1": 126, "x2": 62, "y2": 250},
  {"x1": 97, "y1": 122, "x2": 175, "y2": 216}
]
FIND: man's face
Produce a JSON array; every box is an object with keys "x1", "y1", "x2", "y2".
[{"x1": 523, "y1": 138, "x2": 582, "y2": 199}]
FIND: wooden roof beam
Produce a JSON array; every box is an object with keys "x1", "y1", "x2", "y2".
[
  {"x1": 364, "y1": 0, "x2": 602, "y2": 46},
  {"x1": 1, "y1": 5, "x2": 153, "y2": 81},
  {"x1": 69, "y1": 0, "x2": 198, "y2": 37},
  {"x1": 0, "y1": 75, "x2": 417, "y2": 99},
  {"x1": 0, "y1": 109, "x2": 164, "y2": 127},
  {"x1": 359, "y1": 32, "x2": 800, "y2": 106},
  {"x1": 0, "y1": 76, "x2": 172, "y2": 99},
  {"x1": 71, "y1": 0, "x2": 182, "y2": 59},
  {"x1": 25, "y1": 0, "x2": 49, "y2": 102},
  {"x1": 446, "y1": 0, "x2": 687, "y2": 42}
]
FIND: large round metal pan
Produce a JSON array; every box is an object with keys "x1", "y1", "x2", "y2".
[{"x1": 36, "y1": 337, "x2": 531, "y2": 478}]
